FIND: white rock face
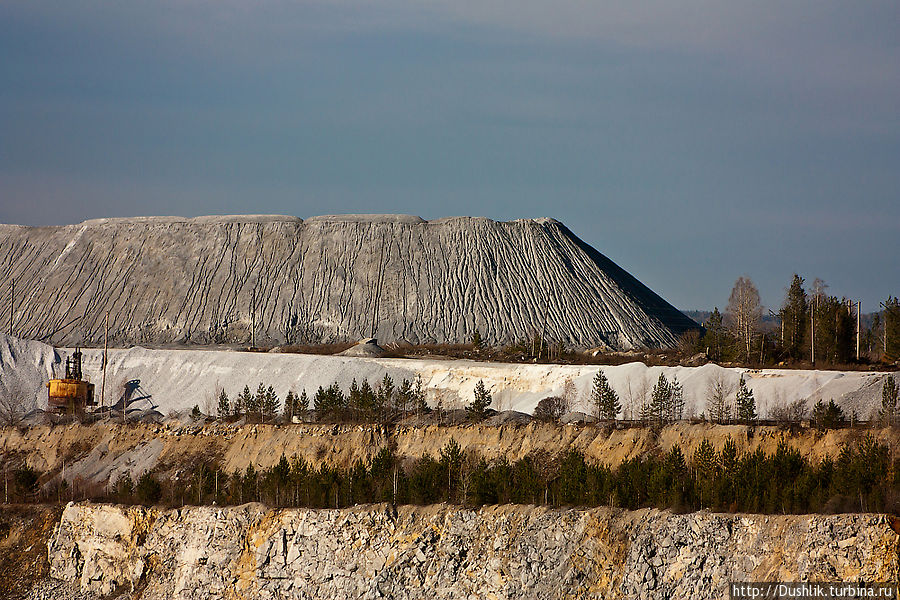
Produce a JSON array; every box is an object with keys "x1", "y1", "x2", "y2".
[
  {"x1": 0, "y1": 214, "x2": 697, "y2": 350},
  {"x1": 48, "y1": 503, "x2": 900, "y2": 600}
]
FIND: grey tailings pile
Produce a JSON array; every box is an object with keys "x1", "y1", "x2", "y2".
[{"x1": 0, "y1": 214, "x2": 697, "y2": 350}]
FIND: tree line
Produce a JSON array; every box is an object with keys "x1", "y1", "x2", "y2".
[
  {"x1": 207, "y1": 374, "x2": 432, "y2": 424},
  {"x1": 202, "y1": 369, "x2": 900, "y2": 427},
  {"x1": 691, "y1": 274, "x2": 900, "y2": 367},
  {"x1": 8, "y1": 434, "x2": 898, "y2": 516}
]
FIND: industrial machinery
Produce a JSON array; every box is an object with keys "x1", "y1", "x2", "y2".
[{"x1": 47, "y1": 349, "x2": 96, "y2": 414}]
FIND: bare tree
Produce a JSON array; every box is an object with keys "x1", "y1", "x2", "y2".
[
  {"x1": 0, "y1": 380, "x2": 30, "y2": 426},
  {"x1": 726, "y1": 276, "x2": 762, "y2": 361},
  {"x1": 561, "y1": 377, "x2": 577, "y2": 415},
  {"x1": 769, "y1": 395, "x2": 807, "y2": 423},
  {"x1": 705, "y1": 371, "x2": 735, "y2": 423}
]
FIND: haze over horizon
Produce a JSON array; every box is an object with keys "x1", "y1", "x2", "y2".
[{"x1": 1, "y1": 1, "x2": 898, "y2": 314}]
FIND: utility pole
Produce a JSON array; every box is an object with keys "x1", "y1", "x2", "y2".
[
  {"x1": 250, "y1": 288, "x2": 256, "y2": 348},
  {"x1": 856, "y1": 301, "x2": 861, "y2": 361},
  {"x1": 9, "y1": 280, "x2": 13, "y2": 336},
  {"x1": 101, "y1": 311, "x2": 109, "y2": 417},
  {"x1": 539, "y1": 293, "x2": 550, "y2": 361},
  {"x1": 810, "y1": 307, "x2": 815, "y2": 365}
]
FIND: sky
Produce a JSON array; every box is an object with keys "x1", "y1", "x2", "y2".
[{"x1": 1, "y1": 1, "x2": 898, "y2": 313}]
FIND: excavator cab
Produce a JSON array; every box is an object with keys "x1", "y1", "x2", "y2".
[{"x1": 47, "y1": 348, "x2": 96, "y2": 414}]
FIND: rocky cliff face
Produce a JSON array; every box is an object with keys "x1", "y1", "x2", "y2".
[
  {"x1": 48, "y1": 503, "x2": 900, "y2": 599},
  {"x1": 0, "y1": 214, "x2": 696, "y2": 350}
]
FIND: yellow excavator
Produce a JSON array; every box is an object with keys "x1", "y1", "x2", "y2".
[{"x1": 47, "y1": 349, "x2": 96, "y2": 414}]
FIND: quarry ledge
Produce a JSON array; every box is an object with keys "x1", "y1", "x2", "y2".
[{"x1": 34, "y1": 502, "x2": 900, "y2": 600}]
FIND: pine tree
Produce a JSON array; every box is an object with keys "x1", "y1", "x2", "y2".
[
  {"x1": 313, "y1": 386, "x2": 328, "y2": 414},
  {"x1": 735, "y1": 376, "x2": 756, "y2": 423},
  {"x1": 217, "y1": 389, "x2": 230, "y2": 419},
  {"x1": 701, "y1": 308, "x2": 726, "y2": 362},
  {"x1": 283, "y1": 390, "x2": 296, "y2": 420},
  {"x1": 359, "y1": 379, "x2": 375, "y2": 415},
  {"x1": 396, "y1": 379, "x2": 413, "y2": 415},
  {"x1": 298, "y1": 389, "x2": 309, "y2": 412},
  {"x1": 413, "y1": 374, "x2": 428, "y2": 416},
  {"x1": 234, "y1": 385, "x2": 253, "y2": 418},
  {"x1": 466, "y1": 380, "x2": 492, "y2": 421},
  {"x1": 376, "y1": 374, "x2": 394, "y2": 419},
  {"x1": 591, "y1": 370, "x2": 620, "y2": 421},
  {"x1": 262, "y1": 385, "x2": 279, "y2": 421},
  {"x1": 645, "y1": 373, "x2": 671, "y2": 424},
  {"x1": 780, "y1": 274, "x2": 808, "y2": 359},
  {"x1": 249, "y1": 383, "x2": 265, "y2": 422},
  {"x1": 880, "y1": 376, "x2": 898, "y2": 426},
  {"x1": 885, "y1": 296, "x2": 900, "y2": 363},
  {"x1": 669, "y1": 376, "x2": 684, "y2": 421},
  {"x1": 348, "y1": 378, "x2": 361, "y2": 415},
  {"x1": 313, "y1": 382, "x2": 345, "y2": 418},
  {"x1": 692, "y1": 439, "x2": 719, "y2": 479}
]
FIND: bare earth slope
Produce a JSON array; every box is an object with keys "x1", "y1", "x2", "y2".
[
  {"x1": 0, "y1": 214, "x2": 697, "y2": 350},
  {"x1": 4, "y1": 422, "x2": 900, "y2": 486}
]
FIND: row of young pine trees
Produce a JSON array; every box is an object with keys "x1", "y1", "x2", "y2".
[
  {"x1": 210, "y1": 374, "x2": 431, "y2": 423},
  {"x1": 205, "y1": 368, "x2": 897, "y2": 426},
  {"x1": 535, "y1": 370, "x2": 759, "y2": 424}
]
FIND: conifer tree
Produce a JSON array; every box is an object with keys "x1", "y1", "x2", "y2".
[
  {"x1": 217, "y1": 389, "x2": 230, "y2": 419},
  {"x1": 885, "y1": 297, "x2": 900, "y2": 363},
  {"x1": 234, "y1": 385, "x2": 252, "y2": 418},
  {"x1": 249, "y1": 383, "x2": 265, "y2": 422},
  {"x1": 735, "y1": 376, "x2": 756, "y2": 423},
  {"x1": 645, "y1": 373, "x2": 671, "y2": 424},
  {"x1": 466, "y1": 380, "x2": 492, "y2": 421},
  {"x1": 313, "y1": 386, "x2": 328, "y2": 414},
  {"x1": 376, "y1": 374, "x2": 394, "y2": 419},
  {"x1": 298, "y1": 389, "x2": 309, "y2": 412},
  {"x1": 693, "y1": 439, "x2": 718, "y2": 479},
  {"x1": 413, "y1": 374, "x2": 428, "y2": 416},
  {"x1": 396, "y1": 379, "x2": 413, "y2": 415},
  {"x1": 669, "y1": 375, "x2": 684, "y2": 421},
  {"x1": 284, "y1": 390, "x2": 296, "y2": 420},
  {"x1": 701, "y1": 308, "x2": 726, "y2": 362},
  {"x1": 780, "y1": 274, "x2": 808, "y2": 359},
  {"x1": 262, "y1": 385, "x2": 279, "y2": 421},
  {"x1": 591, "y1": 370, "x2": 620, "y2": 421},
  {"x1": 881, "y1": 376, "x2": 898, "y2": 426},
  {"x1": 359, "y1": 380, "x2": 375, "y2": 415}
]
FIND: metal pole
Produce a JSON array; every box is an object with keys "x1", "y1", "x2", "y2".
[
  {"x1": 811, "y1": 302, "x2": 815, "y2": 364},
  {"x1": 101, "y1": 311, "x2": 108, "y2": 416},
  {"x1": 251, "y1": 289, "x2": 256, "y2": 348},
  {"x1": 856, "y1": 301, "x2": 861, "y2": 361}
]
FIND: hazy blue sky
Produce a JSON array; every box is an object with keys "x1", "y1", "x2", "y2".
[{"x1": 1, "y1": 1, "x2": 898, "y2": 312}]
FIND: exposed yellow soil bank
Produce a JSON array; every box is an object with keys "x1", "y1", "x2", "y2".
[{"x1": 2, "y1": 422, "x2": 898, "y2": 480}]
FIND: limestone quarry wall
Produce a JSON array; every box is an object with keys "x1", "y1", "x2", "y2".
[
  {"x1": 48, "y1": 502, "x2": 900, "y2": 599},
  {"x1": 0, "y1": 214, "x2": 696, "y2": 350}
]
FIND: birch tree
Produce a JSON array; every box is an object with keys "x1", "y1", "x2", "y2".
[{"x1": 726, "y1": 276, "x2": 762, "y2": 361}]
